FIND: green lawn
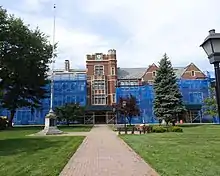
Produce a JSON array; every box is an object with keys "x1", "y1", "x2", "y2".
[
  {"x1": 59, "y1": 124, "x2": 93, "y2": 132},
  {"x1": 121, "y1": 125, "x2": 220, "y2": 176},
  {"x1": 10, "y1": 124, "x2": 93, "y2": 133},
  {"x1": 0, "y1": 127, "x2": 85, "y2": 176}
]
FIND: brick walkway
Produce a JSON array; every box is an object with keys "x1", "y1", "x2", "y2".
[{"x1": 60, "y1": 125, "x2": 159, "y2": 176}]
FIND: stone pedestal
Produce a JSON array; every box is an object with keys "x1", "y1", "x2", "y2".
[{"x1": 38, "y1": 110, "x2": 63, "y2": 135}]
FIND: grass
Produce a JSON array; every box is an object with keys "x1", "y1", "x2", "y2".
[
  {"x1": 12, "y1": 124, "x2": 93, "y2": 133},
  {"x1": 59, "y1": 124, "x2": 93, "y2": 132},
  {"x1": 0, "y1": 127, "x2": 85, "y2": 176},
  {"x1": 121, "y1": 125, "x2": 220, "y2": 176}
]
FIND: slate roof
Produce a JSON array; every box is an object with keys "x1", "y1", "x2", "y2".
[
  {"x1": 173, "y1": 67, "x2": 186, "y2": 79},
  {"x1": 117, "y1": 67, "x2": 187, "y2": 79},
  {"x1": 117, "y1": 67, "x2": 147, "y2": 79}
]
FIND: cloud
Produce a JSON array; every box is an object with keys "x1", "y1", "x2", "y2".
[
  {"x1": 2, "y1": 0, "x2": 220, "y2": 71},
  {"x1": 80, "y1": 0, "x2": 220, "y2": 70}
]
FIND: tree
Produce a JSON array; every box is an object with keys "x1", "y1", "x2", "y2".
[
  {"x1": 153, "y1": 53, "x2": 185, "y2": 125},
  {"x1": 54, "y1": 103, "x2": 85, "y2": 125},
  {"x1": 0, "y1": 7, "x2": 53, "y2": 127},
  {"x1": 116, "y1": 94, "x2": 140, "y2": 133},
  {"x1": 204, "y1": 87, "x2": 218, "y2": 119}
]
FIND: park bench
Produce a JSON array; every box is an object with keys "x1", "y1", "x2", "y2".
[{"x1": 115, "y1": 124, "x2": 152, "y2": 134}]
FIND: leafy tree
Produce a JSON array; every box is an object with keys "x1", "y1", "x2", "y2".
[
  {"x1": 153, "y1": 53, "x2": 185, "y2": 125},
  {"x1": 204, "y1": 87, "x2": 218, "y2": 119},
  {"x1": 116, "y1": 94, "x2": 140, "y2": 133},
  {"x1": 0, "y1": 7, "x2": 53, "y2": 127},
  {"x1": 55, "y1": 103, "x2": 85, "y2": 125}
]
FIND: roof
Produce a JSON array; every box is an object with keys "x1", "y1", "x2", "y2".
[
  {"x1": 117, "y1": 67, "x2": 186, "y2": 79},
  {"x1": 117, "y1": 67, "x2": 147, "y2": 79},
  {"x1": 85, "y1": 105, "x2": 113, "y2": 111},
  {"x1": 173, "y1": 67, "x2": 186, "y2": 79}
]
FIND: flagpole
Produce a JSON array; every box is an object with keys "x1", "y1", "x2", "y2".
[
  {"x1": 38, "y1": 4, "x2": 63, "y2": 135},
  {"x1": 49, "y1": 3, "x2": 56, "y2": 112}
]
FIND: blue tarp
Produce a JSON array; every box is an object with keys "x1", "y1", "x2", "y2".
[
  {"x1": 1, "y1": 74, "x2": 87, "y2": 125},
  {"x1": 116, "y1": 79, "x2": 210, "y2": 124}
]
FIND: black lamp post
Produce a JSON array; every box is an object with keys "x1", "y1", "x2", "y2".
[
  {"x1": 113, "y1": 107, "x2": 116, "y2": 125},
  {"x1": 200, "y1": 29, "x2": 220, "y2": 123}
]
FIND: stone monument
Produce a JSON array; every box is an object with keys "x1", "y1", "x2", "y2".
[{"x1": 37, "y1": 109, "x2": 63, "y2": 135}]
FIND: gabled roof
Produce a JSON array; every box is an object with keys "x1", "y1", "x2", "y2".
[
  {"x1": 173, "y1": 67, "x2": 186, "y2": 78},
  {"x1": 117, "y1": 67, "x2": 147, "y2": 79},
  {"x1": 117, "y1": 66, "x2": 187, "y2": 79}
]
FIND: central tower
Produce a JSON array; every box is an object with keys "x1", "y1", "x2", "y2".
[{"x1": 86, "y1": 49, "x2": 117, "y2": 106}]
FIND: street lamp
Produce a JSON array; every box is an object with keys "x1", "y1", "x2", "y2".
[
  {"x1": 112, "y1": 107, "x2": 116, "y2": 125},
  {"x1": 200, "y1": 29, "x2": 220, "y2": 123}
]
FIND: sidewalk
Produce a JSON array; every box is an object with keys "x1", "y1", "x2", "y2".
[{"x1": 60, "y1": 125, "x2": 159, "y2": 176}]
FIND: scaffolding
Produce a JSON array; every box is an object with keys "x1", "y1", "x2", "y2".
[
  {"x1": 116, "y1": 79, "x2": 211, "y2": 124},
  {"x1": 1, "y1": 73, "x2": 87, "y2": 125}
]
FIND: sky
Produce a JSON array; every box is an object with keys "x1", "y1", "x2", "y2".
[{"x1": 1, "y1": 0, "x2": 219, "y2": 71}]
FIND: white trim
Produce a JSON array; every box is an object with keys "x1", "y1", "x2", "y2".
[{"x1": 94, "y1": 65, "x2": 104, "y2": 75}]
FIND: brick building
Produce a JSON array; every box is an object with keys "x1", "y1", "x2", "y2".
[{"x1": 52, "y1": 49, "x2": 207, "y2": 124}]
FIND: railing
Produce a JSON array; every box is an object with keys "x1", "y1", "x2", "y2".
[{"x1": 84, "y1": 115, "x2": 95, "y2": 124}]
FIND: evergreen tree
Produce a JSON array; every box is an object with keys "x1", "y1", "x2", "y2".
[
  {"x1": 153, "y1": 53, "x2": 185, "y2": 125},
  {"x1": 204, "y1": 87, "x2": 218, "y2": 119},
  {"x1": 0, "y1": 7, "x2": 53, "y2": 127}
]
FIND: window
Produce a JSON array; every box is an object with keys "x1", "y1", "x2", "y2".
[
  {"x1": 152, "y1": 71, "x2": 156, "y2": 77},
  {"x1": 92, "y1": 80, "x2": 105, "y2": 90},
  {"x1": 112, "y1": 93, "x2": 116, "y2": 103},
  {"x1": 191, "y1": 71, "x2": 195, "y2": 77},
  {"x1": 94, "y1": 65, "x2": 104, "y2": 75},
  {"x1": 111, "y1": 67, "x2": 115, "y2": 75},
  {"x1": 92, "y1": 95, "x2": 106, "y2": 105},
  {"x1": 189, "y1": 92, "x2": 203, "y2": 103}
]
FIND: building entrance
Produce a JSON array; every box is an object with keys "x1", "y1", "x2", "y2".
[{"x1": 95, "y1": 113, "x2": 106, "y2": 124}]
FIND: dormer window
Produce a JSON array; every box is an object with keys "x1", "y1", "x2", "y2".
[{"x1": 191, "y1": 70, "x2": 195, "y2": 77}]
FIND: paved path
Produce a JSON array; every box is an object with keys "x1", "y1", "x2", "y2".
[{"x1": 60, "y1": 125, "x2": 159, "y2": 176}]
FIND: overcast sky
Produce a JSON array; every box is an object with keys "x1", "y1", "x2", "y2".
[{"x1": 1, "y1": 0, "x2": 219, "y2": 71}]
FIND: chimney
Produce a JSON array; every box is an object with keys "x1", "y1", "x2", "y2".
[
  {"x1": 209, "y1": 29, "x2": 215, "y2": 35},
  {"x1": 65, "y1": 60, "x2": 70, "y2": 71}
]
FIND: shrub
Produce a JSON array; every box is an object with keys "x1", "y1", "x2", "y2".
[
  {"x1": 152, "y1": 126, "x2": 166, "y2": 133},
  {"x1": 0, "y1": 116, "x2": 8, "y2": 130},
  {"x1": 146, "y1": 125, "x2": 153, "y2": 133},
  {"x1": 170, "y1": 126, "x2": 183, "y2": 132}
]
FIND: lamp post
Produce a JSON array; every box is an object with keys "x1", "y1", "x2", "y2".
[
  {"x1": 112, "y1": 107, "x2": 116, "y2": 125},
  {"x1": 200, "y1": 29, "x2": 220, "y2": 123},
  {"x1": 38, "y1": 4, "x2": 63, "y2": 135}
]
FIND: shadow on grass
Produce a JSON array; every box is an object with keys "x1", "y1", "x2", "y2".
[
  {"x1": 0, "y1": 137, "x2": 60, "y2": 157},
  {"x1": 177, "y1": 124, "x2": 208, "y2": 128}
]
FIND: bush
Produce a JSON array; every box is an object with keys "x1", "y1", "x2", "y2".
[
  {"x1": 170, "y1": 126, "x2": 183, "y2": 132},
  {"x1": 152, "y1": 126, "x2": 166, "y2": 133},
  {"x1": 0, "y1": 116, "x2": 8, "y2": 130}
]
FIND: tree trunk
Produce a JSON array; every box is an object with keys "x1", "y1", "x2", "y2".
[
  {"x1": 8, "y1": 110, "x2": 16, "y2": 128},
  {"x1": 67, "y1": 119, "x2": 70, "y2": 126},
  {"x1": 128, "y1": 116, "x2": 132, "y2": 126},
  {"x1": 159, "y1": 119, "x2": 162, "y2": 126},
  {"x1": 124, "y1": 115, "x2": 127, "y2": 134}
]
